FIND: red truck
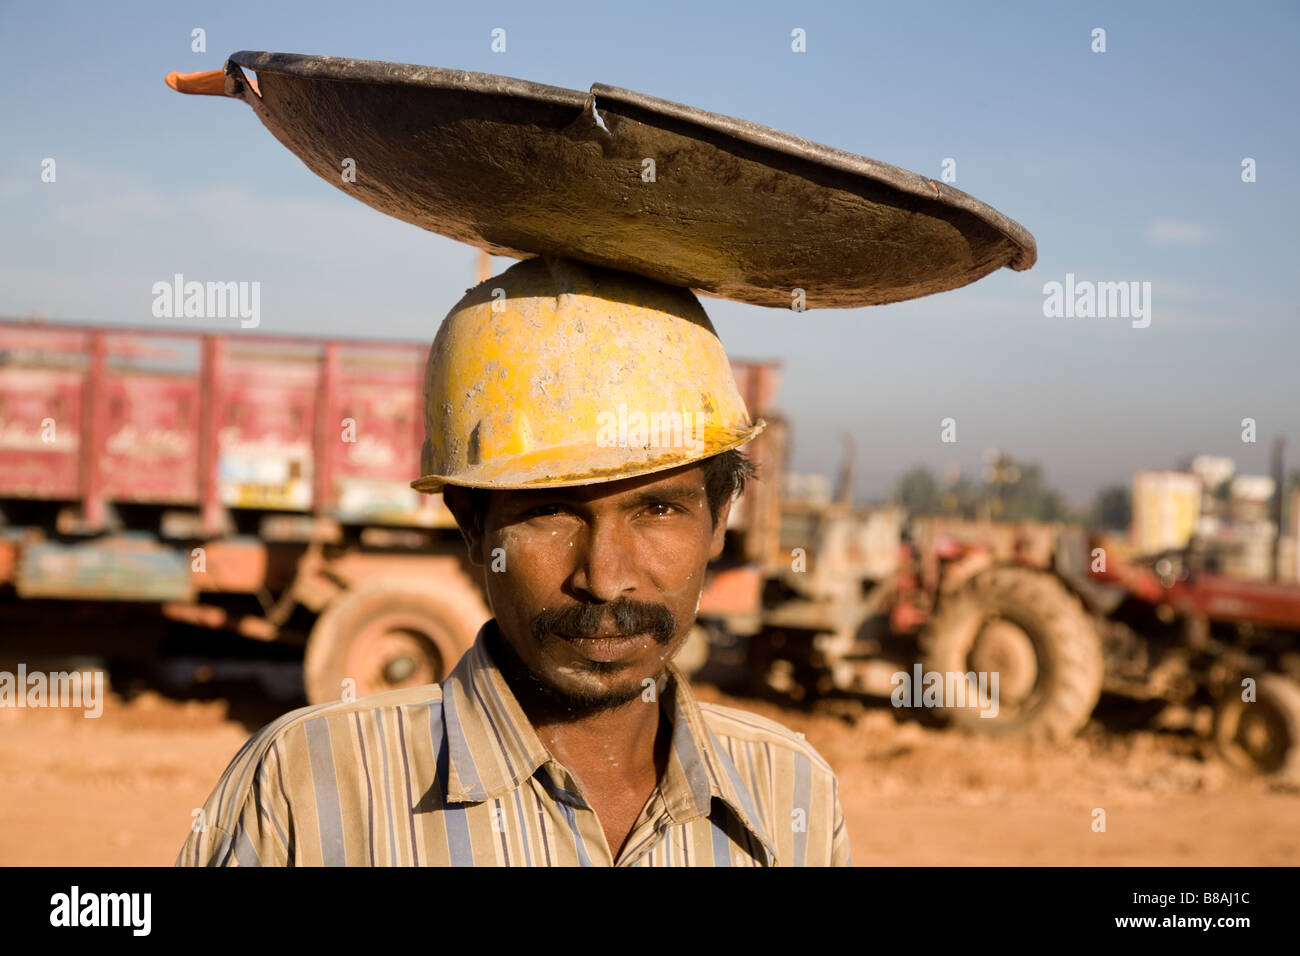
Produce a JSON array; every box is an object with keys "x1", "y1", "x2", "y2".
[{"x1": 0, "y1": 319, "x2": 784, "y2": 703}]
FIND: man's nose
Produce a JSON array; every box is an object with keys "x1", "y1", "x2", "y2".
[{"x1": 568, "y1": 518, "x2": 638, "y2": 602}]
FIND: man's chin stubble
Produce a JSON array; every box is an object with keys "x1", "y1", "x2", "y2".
[
  {"x1": 487, "y1": 624, "x2": 661, "y2": 717},
  {"x1": 534, "y1": 674, "x2": 650, "y2": 716}
]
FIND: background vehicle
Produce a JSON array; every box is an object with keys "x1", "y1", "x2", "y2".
[
  {"x1": 0, "y1": 318, "x2": 781, "y2": 704},
  {"x1": 734, "y1": 477, "x2": 1300, "y2": 779}
]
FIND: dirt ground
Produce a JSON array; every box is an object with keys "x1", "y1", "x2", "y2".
[{"x1": 1, "y1": 666, "x2": 1295, "y2": 866}]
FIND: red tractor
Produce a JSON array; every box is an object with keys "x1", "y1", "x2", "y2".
[
  {"x1": 1088, "y1": 539, "x2": 1300, "y2": 778},
  {"x1": 885, "y1": 520, "x2": 1300, "y2": 779},
  {"x1": 743, "y1": 505, "x2": 1300, "y2": 780}
]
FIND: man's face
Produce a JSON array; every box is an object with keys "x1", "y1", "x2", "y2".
[{"x1": 445, "y1": 462, "x2": 729, "y2": 712}]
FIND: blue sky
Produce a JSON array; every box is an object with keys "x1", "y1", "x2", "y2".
[{"x1": 2, "y1": 0, "x2": 1297, "y2": 504}]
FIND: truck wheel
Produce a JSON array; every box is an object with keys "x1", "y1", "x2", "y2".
[
  {"x1": 1213, "y1": 673, "x2": 1300, "y2": 780},
  {"x1": 921, "y1": 568, "x2": 1104, "y2": 740},
  {"x1": 304, "y1": 576, "x2": 489, "y2": 705}
]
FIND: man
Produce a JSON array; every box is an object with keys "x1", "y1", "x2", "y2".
[{"x1": 178, "y1": 257, "x2": 850, "y2": 866}]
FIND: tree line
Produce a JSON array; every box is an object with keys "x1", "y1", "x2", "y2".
[{"x1": 892, "y1": 459, "x2": 1300, "y2": 532}]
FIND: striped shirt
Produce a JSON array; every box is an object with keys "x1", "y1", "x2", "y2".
[{"x1": 176, "y1": 621, "x2": 851, "y2": 867}]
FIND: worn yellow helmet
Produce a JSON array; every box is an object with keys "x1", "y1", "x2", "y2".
[{"x1": 411, "y1": 257, "x2": 764, "y2": 493}]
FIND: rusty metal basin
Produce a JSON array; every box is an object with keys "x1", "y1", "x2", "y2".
[{"x1": 205, "y1": 51, "x2": 1036, "y2": 309}]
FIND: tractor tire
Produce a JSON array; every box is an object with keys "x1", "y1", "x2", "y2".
[
  {"x1": 303, "y1": 575, "x2": 490, "y2": 705},
  {"x1": 1213, "y1": 673, "x2": 1300, "y2": 781},
  {"x1": 921, "y1": 567, "x2": 1104, "y2": 740}
]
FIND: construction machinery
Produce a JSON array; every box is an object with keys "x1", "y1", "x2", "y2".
[
  {"x1": 0, "y1": 318, "x2": 781, "y2": 704},
  {"x1": 735, "y1": 465, "x2": 1300, "y2": 780}
]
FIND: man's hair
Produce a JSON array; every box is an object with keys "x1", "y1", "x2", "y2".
[
  {"x1": 701, "y1": 447, "x2": 757, "y2": 523},
  {"x1": 457, "y1": 448, "x2": 756, "y2": 531}
]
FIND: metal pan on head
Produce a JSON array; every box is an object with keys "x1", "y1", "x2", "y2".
[{"x1": 185, "y1": 51, "x2": 1036, "y2": 309}]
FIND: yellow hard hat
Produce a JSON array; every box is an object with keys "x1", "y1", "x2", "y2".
[{"x1": 411, "y1": 257, "x2": 764, "y2": 493}]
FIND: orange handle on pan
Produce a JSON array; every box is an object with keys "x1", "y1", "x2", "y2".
[
  {"x1": 164, "y1": 68, "x2": 260, "y2": 97},
  {"x1": 165, "y1": 69, "x2": 227, "y2": 95}
]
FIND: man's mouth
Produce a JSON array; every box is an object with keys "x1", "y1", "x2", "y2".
[{"x1": 551, "y1": 630, "x2": 659, "y2": 663}]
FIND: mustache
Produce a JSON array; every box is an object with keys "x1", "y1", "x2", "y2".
[{"x1": 532, "y1": 599, "x2": 677, "y2": 644}]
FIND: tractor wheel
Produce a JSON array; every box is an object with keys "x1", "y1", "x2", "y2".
[
  {"x1": 303, "y1": 575, "x2": 489, "y2": 705},
  {"x1": 921, "y1": 568, "x2": 1104, "y2": 740},
  {"x1": 1213, "y1": 673, "x2": 1300, "y2": 780}
]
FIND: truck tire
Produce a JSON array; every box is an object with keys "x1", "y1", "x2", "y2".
[
  {"x1": 303, "y1": 575, "x2": 490, "y2": 705},
  {"x1": 921, "y1": 567, "x2": 1104, "y2": 740},
  {"x1": 1213, "y1": 673, "x2": 1300, "y2": 780}
]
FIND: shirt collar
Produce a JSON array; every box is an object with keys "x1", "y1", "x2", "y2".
[{"x1": 436, "y1": 620, "x2": 777, "y2": 862}]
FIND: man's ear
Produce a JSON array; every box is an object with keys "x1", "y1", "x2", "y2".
[
  {"x1": 440, "y1": 485, "x2": 486, "y2": 566},
  {"x1": 709, "y1": 497, "x2": 733, "y2": 561}
]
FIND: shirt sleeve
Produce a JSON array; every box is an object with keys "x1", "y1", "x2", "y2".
[
  {"x1": 830, "y1": 777, "x2": 852, "y2": 867},
  {"x1": 176, "y1": 734, "x2": 294, "y2": 867}
]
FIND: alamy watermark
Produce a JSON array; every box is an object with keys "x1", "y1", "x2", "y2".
[
  {"x1": 891, "y1": 664, "x2": 1000, "y2": 718},
  {"x1": 0, "y1": 664, "x2": 104, "y2": 718},
  {"x1": 595, "y1": 403, "x2": 708, "y2": 452},
  {"x1": 151, "y1": 273, "x2": 260, "y2": 328},
  {"x1": 50, "y1": 886, "x2": 150, "y2": 936},
  {"x1": 1042, "y1": 272, "x2": 1151, "y2": 328}
]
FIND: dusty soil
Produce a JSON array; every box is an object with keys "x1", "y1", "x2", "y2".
[
  {"x1": 693, "y1": 688, "x2": 1299, "y2": 866},
  {"x1": 1, "y1": 667, "x2": 1295, "y2": 866}
]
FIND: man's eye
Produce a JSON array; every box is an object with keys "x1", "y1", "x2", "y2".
[{"x1": 645, "y1": 503, "x2": 675, "y2": 517}]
